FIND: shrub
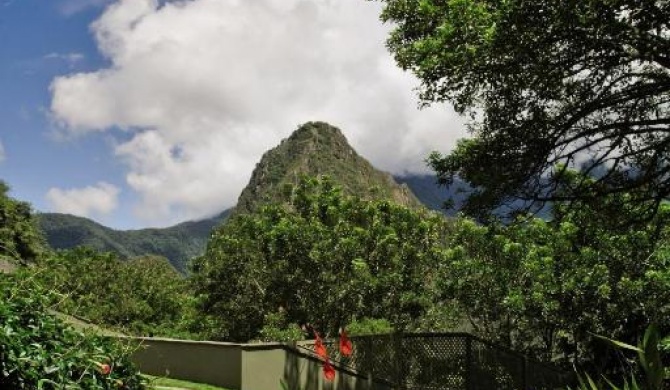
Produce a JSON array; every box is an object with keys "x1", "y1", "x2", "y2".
[
  {"x1": 346, "y1": 318, "x2": 393, "y2": 336},
  {"x1": 258, "y1": 311, "x2": 304, "y2": 342},
  {"x1": 0, "y1": 273, "x2": 146, "y2": 389}
]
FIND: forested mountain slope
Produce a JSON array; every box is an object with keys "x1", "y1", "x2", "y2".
[{"x1": 37, "y1": 210, "x2": 230, "y2": 272}]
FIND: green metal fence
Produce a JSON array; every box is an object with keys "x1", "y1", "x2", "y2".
[{"x1": 298, "y1": 332, "x2": 574, "y2": 390}]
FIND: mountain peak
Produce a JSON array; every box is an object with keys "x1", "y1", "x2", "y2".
[
  {"x1": 277, "y1": 121, "x2": 352, "y2": 160},
  {"x1": 235, "y1": 121, "x2": 421, "y2": 214},
  {"x1": 289, "y1": 121, "x2": 347, "y2": 140}
]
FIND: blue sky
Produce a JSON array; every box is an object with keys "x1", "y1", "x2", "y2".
[
  {"x1": 0, "y1": 0, "x2": 465, "y2": 229},
  {"x1": 0, "y1": 0, "x2": 138, "y2": 228}
]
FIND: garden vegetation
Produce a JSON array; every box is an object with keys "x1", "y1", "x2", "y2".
[{"x1": 3, "y1": 1, "x2": 670, "y2": 383}]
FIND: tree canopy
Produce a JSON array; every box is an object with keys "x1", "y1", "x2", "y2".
[
  {"x1": 376, "y1": 0, "x2": 670, "y2": 220},
  {"x1": 440, "y1": 187, "x2": 670, "y2": 372},
  {"x1": 28, "y1": 248, "x2": 189, "y2": 337},
  {"x1": 0, "y1": 181, "x2": 43, "y2": 263},
  {"x1": 190, "y1": 176, "x2": 450, "y2": 341}
]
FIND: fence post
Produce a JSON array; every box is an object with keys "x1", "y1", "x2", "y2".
[
  {"x1": 522, "y1": 355, "x2": 528, "y2": 390},
  {"x1": 465, "y1": 336, "x2": 473, "y2": 390},
  {"x1": 393, "y1": 332, "x2": 403, "y2": 390}
]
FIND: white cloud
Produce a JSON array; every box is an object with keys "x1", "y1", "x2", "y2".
[
  {"x1": 0, "y1": 140, "x2": 5, "y2": 163},
  {"x1": 50, "y1": 0, "x2": 467, "y2": 226},
  {"x1": 46, "y1": 182, "x2": 120, "y2": 217},
  {"x1": 44, "y1": 52, "x2": 86, "y2": 69}
]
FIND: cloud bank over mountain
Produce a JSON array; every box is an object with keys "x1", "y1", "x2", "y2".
[
  {"x1": 46, "y1": 181, "x2": 120, "y2": 217},
  {"x1": 50, "y1": 0, "x2": 466, "y2": 226}
]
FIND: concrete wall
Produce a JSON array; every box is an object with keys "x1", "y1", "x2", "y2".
[
  {"x1": 275, "y1": 347, "x2": 391, "y2": 390},
  {"x1": 126, "y1": 337, "x2": 391, "y2": 390},
  {"x1": 241, "y1": 345, "x2": 287, "y2": 390},
  {"x1": 129, "y1": 337, "x2": 243, "y2": 389}
]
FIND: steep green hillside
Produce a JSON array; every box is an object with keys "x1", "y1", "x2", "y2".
[
  {"x1": 236, "y1": 121, "x2": 422, "y2": 214},
  {"x1": 37, "y1": 210, "x2": 230, "y2": 272}
]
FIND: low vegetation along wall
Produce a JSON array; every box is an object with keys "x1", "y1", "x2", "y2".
[{"x1": 125, "y1": 337, "x2": 390, "y2": 390}]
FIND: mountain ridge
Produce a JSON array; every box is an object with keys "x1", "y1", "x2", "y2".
[{"x1": 37, "y1": 210, "x2": 231, "y2": 272}]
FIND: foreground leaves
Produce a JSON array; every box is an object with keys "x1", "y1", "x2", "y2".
[
  {"x1": 571, "y1": 325, "x2": 668, "y2": 390},
  {"x1": 0, "y1": 273, "x2": 145, "y2": 389}
]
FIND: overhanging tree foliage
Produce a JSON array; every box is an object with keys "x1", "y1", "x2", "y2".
[{"x1": 375, "y1": 0, "x2": 670, "y2": 220}]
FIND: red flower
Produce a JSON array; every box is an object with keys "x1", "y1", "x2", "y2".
[
  {"x1": 314, "y1": 332, "x2": 328, "y2": 360},
  {"x1": 339, "y1": 328, "x2": 352, "y2": 357},
  {"x1": 100, "y1": 363, "x2": 111, "y2": 375},
  {"x1": 322, "y1": 359, "x2": 336, "y2": 381}
]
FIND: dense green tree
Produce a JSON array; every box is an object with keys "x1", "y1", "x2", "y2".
[
  {"x1": 440, "y1": 190, "x2": 670, "y2": 373},
  {"x1": 375, "y1": 0, "x2": 670, "y2": 220},
  {"x1": 190, "y1": 176, "x2": 450, "y2": 341},
  {"x1": 28, "y1": 248, "x2": 189, "y2": 336},
  {"x1": 118, "y1": 255, "x2": 192, "y2": 336},
  {"x1": 0, "y1": 181, "x2": 43, "y2": 263}
]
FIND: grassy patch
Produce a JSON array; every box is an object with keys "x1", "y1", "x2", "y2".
[{"x1": 145, "y1": 375, "x2": 229, "y2": 390}]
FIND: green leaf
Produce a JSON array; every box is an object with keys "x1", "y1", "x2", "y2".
[{"x1": 592, "y1": 333, "x2": 641, "y2": 353}]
